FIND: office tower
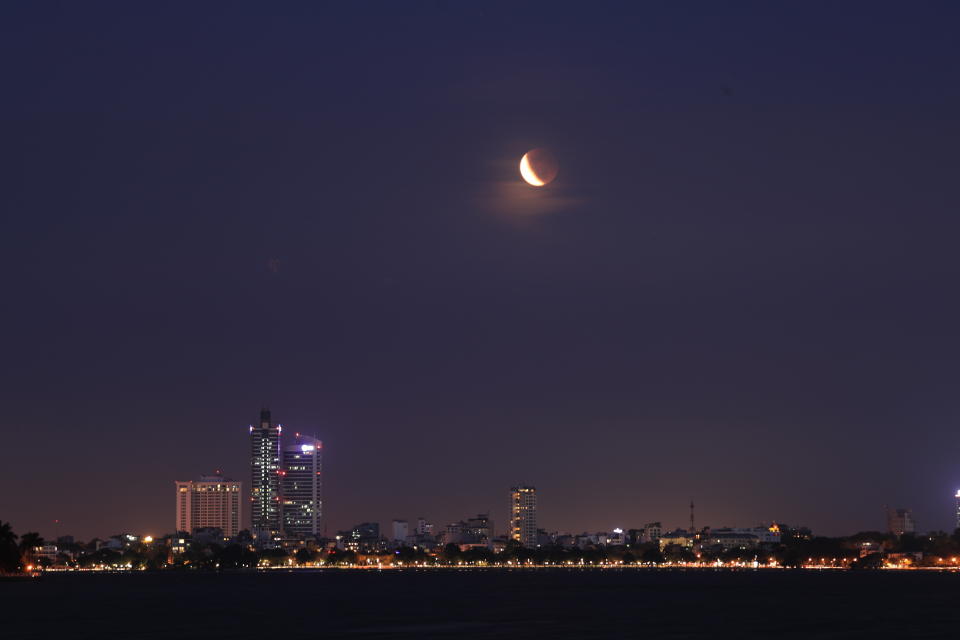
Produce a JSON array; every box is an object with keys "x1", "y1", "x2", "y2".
[
  {"x1": 250, "y1": 408, "x2": 282, "y2": 538},
  {"x1": 887, "y1": 508, "x2": 915, "y2": 536},
  {"x1": 956, "y1": 491, "x2": 960, "y2": 530},
  {"x1": 392, "y1": 519, "x2": 409, "y2": 543},
  {"x1": 281, "y1": 434, "x2": 323, "y2": 538},
  {"x1": 175, "y1": 474, "x2": 242, "y2": 537},
  {"x1": 510, "y1": 486, "x2": 537, "y2": 547}
]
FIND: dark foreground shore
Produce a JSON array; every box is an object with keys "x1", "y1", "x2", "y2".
[{"x1": 4, "y1": 568, "x2": 960, "y2": 639}]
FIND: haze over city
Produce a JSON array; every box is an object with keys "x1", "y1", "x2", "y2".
[{"x1": 5, "y1": 2, "x2": 960, "y2": 542}]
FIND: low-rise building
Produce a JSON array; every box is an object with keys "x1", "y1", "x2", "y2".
[
  {"x1": 608, "y1": 528, "x2": 626, "y2": 546},
  {"x1": 642, "y1": 522, "x2": 662, "y2": 543},
  {"x1": 660, "y1": 530, "x2": 695, "y2": 548},
  {"x1": 339, "y1": 522, "x2": 384, "y2": 553},
  {"x1": 33, "y1": 544, "x2": 58, "y2": 564},
  {"x1": 702, "y1": 531, "x2": 759, "y2": 550},
  {"x1": 887, "y1": 508, "x2": 915, "y2": 537},
  {"x1": 554, "y1": 534, "x2": 576, "y2": 548},
  {"x1": 415, "y1": 518, "x2": 434, "y2": 536},
  {"x1": 439, "y1": 514, "x2": 493, "y2": 548},
  {"x1": 701, "y1": 526, "x2": 780, "y2": 549},
  {"x1": 171, "y1": 535, "x2": 190, "y2": 555}
]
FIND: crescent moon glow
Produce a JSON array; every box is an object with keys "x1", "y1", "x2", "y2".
[{"x1": 519, "y1": 153, "x2": 545, "y2": 186}]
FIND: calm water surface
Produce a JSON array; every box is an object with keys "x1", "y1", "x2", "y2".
[{"x1": 4, "y1": 569, "x2": 959, "y2": 639}]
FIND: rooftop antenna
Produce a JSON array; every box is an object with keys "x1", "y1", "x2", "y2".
[{"x1": 690, "y1": 499, "x2": 695, "y2": 533}]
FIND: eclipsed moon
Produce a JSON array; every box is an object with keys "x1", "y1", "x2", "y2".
[{"x1": 519, "y1": 148, "x2": 559, "y2": 187}]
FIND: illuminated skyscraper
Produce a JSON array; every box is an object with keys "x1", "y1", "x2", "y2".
[
  {"x1": 174, "y1": 474, "x2": 242, "y2": 537},
  {"x1": 250, "y1": 408, "x2": 281, "y2": 539},
  {"x1": 281, "y1": 434, "x2": 322, "y2": 538},
  {"x1": 955, "y1": 490, "x2": 960, "y2": 530},
  {"x1": 510, "y1": 485, "x2": 537, "y2": 547}
]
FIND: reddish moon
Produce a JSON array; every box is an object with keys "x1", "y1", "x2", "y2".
[{"x1": 519, "y1": 148, "x2": 559, "y2": 187}]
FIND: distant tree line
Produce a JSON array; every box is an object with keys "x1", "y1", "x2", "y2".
[{"x1": 6, "y1": 520, "x2": 960, "y2": 572}]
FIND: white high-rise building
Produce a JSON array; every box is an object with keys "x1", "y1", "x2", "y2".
[
  {"x1": 392, "y1": 519, "x2": 409, "y2": 543},
  {"x1": 281, "y1": 434, "x2": 322, "y2": 538},
  {"x1": 510, "y1": 485, "x2": 537, "y2": 547},
  {"x1": 175, "y1": 474, "x2": 242, "y2": 537}
]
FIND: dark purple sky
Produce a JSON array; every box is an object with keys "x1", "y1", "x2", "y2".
[{"x1": 3, "y1": 1, "x2": 960, "y2": 540}]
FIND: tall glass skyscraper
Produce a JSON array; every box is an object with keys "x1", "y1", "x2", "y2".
[
  {"x1": 250, "y1": 408, "x2": 281, "y2": 539},
  {"x1": 281, "y1": 434, "x2": 323, "y2": 538}
]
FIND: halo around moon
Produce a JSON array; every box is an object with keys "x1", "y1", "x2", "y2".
[{"x1": 519, "y1": 148, "x2": 559, "y2": 187}]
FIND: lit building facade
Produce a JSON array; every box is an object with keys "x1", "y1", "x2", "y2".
[
  {"x1": 510, "y1": 486, "x2": 537, "y2": 547},
  {"x1": 701, "y1": 531, "x2": 759, "y2": 550},
  {"x1": 281, "y1": 434, "x2": 322, "y2": 538},
  {"x1": 339, "y1": 522, "x2": 382, "y2": 552},
  {"x1": 699, "y1": 526, "x2": 781, "y2": 549},
  {"x1": 250, "y1": 408, "x2": 282, "y2": 538},
  {"x1": 658, "y1": 530, "x2": 696, "y2": 548},
  {"x1": 175, "y1": 474, "x2": 242, "y2": 537}
]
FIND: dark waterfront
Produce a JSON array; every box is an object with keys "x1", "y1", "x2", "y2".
[{"x1": 5, "y1": 569, "x2": 960, "y2": 639}]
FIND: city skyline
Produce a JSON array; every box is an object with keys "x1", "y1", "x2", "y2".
[
  {"x1": 13, "y1": 397, "x2": 958, "y2": 540},
  {"x1": 9, "y1": 405, "x2": 954, "y2": 544}
]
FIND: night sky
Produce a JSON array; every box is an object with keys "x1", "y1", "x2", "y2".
[{"x1": 4, "y1": 2, "x2": 960, "y2": 541}]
